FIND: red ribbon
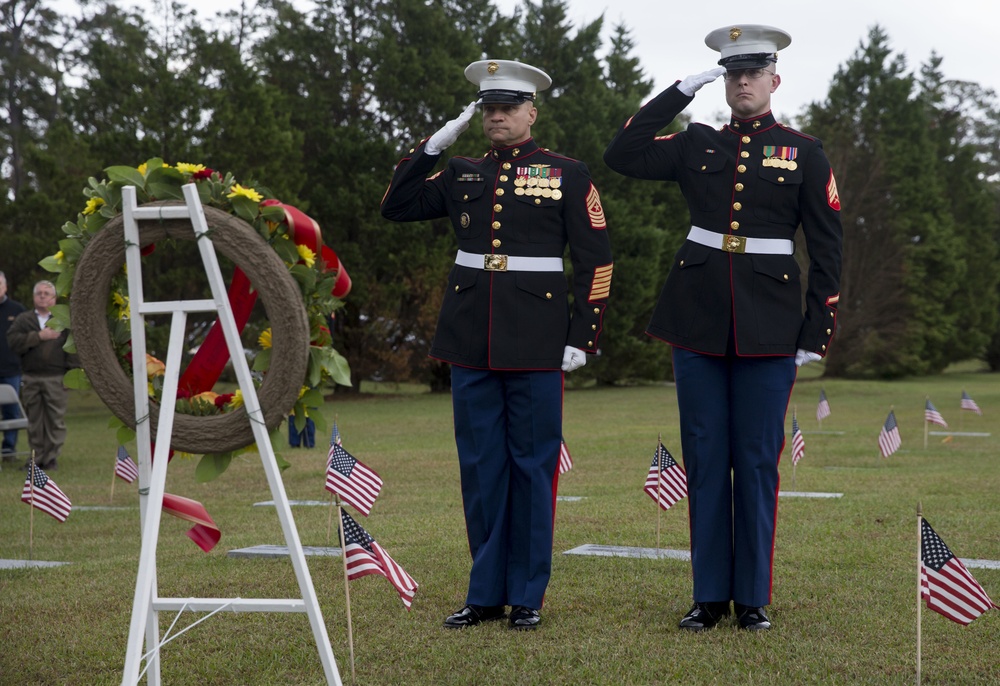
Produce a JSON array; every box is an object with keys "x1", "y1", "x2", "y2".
[{"x1": 162, "y1": 493, "x2": 221, "y2": 552}]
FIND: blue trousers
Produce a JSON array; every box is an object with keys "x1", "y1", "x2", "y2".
[
  {"x1": 672, "y1": 348, "x2": 796, "y2": 608},
  {"x1": 451, "y1": 366, "x2": 563, "y2": 609}
]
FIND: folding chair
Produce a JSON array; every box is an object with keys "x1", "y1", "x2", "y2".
[{"x1": 0, "y1": 383, "x2": 30, "y2": 468}]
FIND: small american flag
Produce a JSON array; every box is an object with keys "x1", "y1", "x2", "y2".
[
  {"x1": 878, "y1": 410, "x2": 901, "y2": 458},
  {"x1": 340, "y1": 509, "x2": 418, "y2": 609},
  {"x1": 329, "y1": 420, "x2": 343, "y2": 447},
  {"x1": 816, "y1": 389, "x2": 831, "y2": 421},
  {"x1": 325, "y1": 443, "x2": 383, "y2": 516},
  {"x1": 960, "y1": 391, "x2": 982, "y2": 416},
  {"x1": 924, "y1": 399, "x2": 947, "y2": 428},
  {"x1": 643, "y1": 442, "x2": 687, "y2": 510},
  {"x1": 921, "y1": 518, "x2": 997, "y2": 625},
  {"x1": 21, "y1": 463, "x2": 72, "y2": 522},
  {"x1": 791, "y1": 413, "x2": 805, "y2": 466},
  {"x1": 115, "y1": 445, "x2": 139, "y2": 483},
  {"x1": 558, "y1": 440, "x2": 573, "y2": 475}
]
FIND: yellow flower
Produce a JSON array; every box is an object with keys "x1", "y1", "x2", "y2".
[
  {"x1": 227, "y1": 184, "x2": 263, "y2": 203},
  {"x1": 258, "y1": 328, "x2": 273, "y2": 349},
  {"x1": 145, "y1": 354, "x2": 166, "y2": 379},
  {"x1": 83, "y1": 197, "x2": 106, "y2": 215},
  {"x1": 137, "y1": 163, "x2": 148, "y2": 176},
  {"x1": 112, "y1": 292, "x2": 130, "y2": 320},
  {"x1": 296, "y1": 244, "x2": 316, "y2": 268},
  {"x1": 54, "y1": 251, "x2": 65, "y2": 263},
  {"x1": 192, "y1": 391, "x2": 219, "y2": 405},
  {"x1": 176, "y1": 162, "x2": 207, "y2": 175},
  {"x1": 229, "y1": 389, "x2": 244, "y2": 409}
]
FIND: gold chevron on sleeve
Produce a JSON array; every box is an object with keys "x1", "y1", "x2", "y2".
[
  {"x1": 586, "y1": 184, "x2": 606, "y2": 229},
  {"x1": 588, "y1": 263, "x2": 613, "y2": 300}
]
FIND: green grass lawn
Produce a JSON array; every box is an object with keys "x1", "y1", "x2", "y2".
[{"x1": 1, "y1": 364, "x2": 998, "y2": 685}]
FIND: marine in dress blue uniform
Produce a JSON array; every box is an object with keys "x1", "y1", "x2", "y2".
[
  {"x1": 381, "y1": 59, "x2": 613, "y2": 630},
  {"x1": 604, "y1": 25, "x2": 842, "y2": 631}
]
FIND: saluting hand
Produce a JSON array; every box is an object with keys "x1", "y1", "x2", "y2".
[
  {"x1": 425, "y1": 100, "x2": 479, "y2": 155},
  {"x1": 677, "y1": 67, "x2": 727, "y2": 97}
]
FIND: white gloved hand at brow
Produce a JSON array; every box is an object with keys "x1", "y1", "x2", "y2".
[
  {"x1": 677, "y1": 67, "x2": 727, "y2": 97},
  {"x1": 425, "y1": 100, "x2": 479, "y2": 155}
]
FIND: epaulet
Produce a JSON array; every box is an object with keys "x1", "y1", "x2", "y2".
[{"x1": 777, "y1": 122, "x2": 818, "y2": 141}]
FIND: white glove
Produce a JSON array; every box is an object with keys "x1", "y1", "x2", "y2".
[
  {"x1": 795, "y1": 349, "x2": 822, "y2": 367},
  {"x1": 425, "y1": 100, "x2": 478, "y2": 155},
  {"x1": 561, "y1": 346, "x2": 587, "y2": 373},
  {"x1": 677, "y1": 67, "x2": 727, "y2": 97}
]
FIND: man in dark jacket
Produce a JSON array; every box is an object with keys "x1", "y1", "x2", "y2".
[
  {"x1": 605, "y1": 25, "x2": 842, "y2": 632},
  {"x1": 0, "y1": 271, "x2": 27, "y2": 462},
  {"x1": 382, "y1": 59, "x2": 613, "y2": 630},
  {"x1": 7, "y1": 280, "x2": 77, "y2": 470}
]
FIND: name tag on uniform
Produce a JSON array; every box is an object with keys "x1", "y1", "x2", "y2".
[{"x1": 457, "y1": 173, "x2": 483, "y2": 182}]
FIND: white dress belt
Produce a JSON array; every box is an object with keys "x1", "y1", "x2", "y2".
[
  {"x1": 686, "y1": 226, "x2": 794, "y2": 255},
  {"x1": 455, "y1": 249, "x2": 564, "y2": 272}
]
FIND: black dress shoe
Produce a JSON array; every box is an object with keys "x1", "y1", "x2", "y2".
[
  {"x1": 735, "y1": 603, "x2": 771, "y2": 631},
  {"x1": 508, "y1": 606, "x2": 540, "y2": 630},
  {"x1": 443, "y1": 604, "x2": 506, "y2": 629},
  {"x1": 678, "y1": 602, "x2": 730, "y2": 631}
]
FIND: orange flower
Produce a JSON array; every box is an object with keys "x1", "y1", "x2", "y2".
[{"x1": 145, "y1": 354, "x2": 165, "y2": 378}]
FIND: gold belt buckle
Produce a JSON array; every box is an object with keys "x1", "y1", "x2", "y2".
[
  {"x1": 484, "y1": 254, "x2": 508, "y2": 271},
  {"x1": 722, "y1": 235, "x2": 746, "y2": 254}
]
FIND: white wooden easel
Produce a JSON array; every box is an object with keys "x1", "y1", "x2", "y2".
[{"x1": 119, "y1": 184, "x2": 342, "y2": 685}]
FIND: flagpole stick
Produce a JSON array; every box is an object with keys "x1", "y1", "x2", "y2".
[
  {"x1": 923, "y1": 397, "x2": 929, "y2": 450},
  {"x1": 792, "y1": 406, "x2": 798, "y2": 491},
  {"x1": 110, "y1": 455, "x2": 118, "y2": 503},
  {"x1": 916, "y1": 501, "x2": 922, "y2": 686},
  {"x1": 336, "y1": 501, "x2": 356, "y2": 682},
  {"x1": 327, "y1": 491, "x2": 336, "y2": 545}
]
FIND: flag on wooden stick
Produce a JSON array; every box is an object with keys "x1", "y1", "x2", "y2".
[
  {"x1": 879, "y1": 410, "x2": 901, "y2": 458},
  {"x1": 960, "y1": 391, "x2": 982, "y2": 416},
  {"x1": 791, "y1": 413, "x2": 805, "y2": 466},
  {"x1": 643, "y1": 442, "x2": 687, "y2": 511},
  {"x1": 924, "y1": 400, "x2": 947, "y2": 428},
  {"x1": 921, "y1": 517, "x2": 997, "y2": 625},
  {"x1": 558, "y1": 440, "x2": 573, "y2": 475},
  {"x1": 326, "y1": 443, "x2": 383, "y2": 516},
  {"x1": 22, "y1": 462, "x2": 72, "y2": 523},
  {"x1": 340, "y1": 509, "x2": 418, "y2": 609},
  {"x1": 816, "y1": 389, "x2": 832, "y2": 421},
  {"x1": 114, "y1": 445, "x2": 139, "y2": 483}
]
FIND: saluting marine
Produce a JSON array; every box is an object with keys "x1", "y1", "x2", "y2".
[
  {"x1": 382, "y1": 59, "x2": 613, "y2": 631},
  {"x1": 605, "y1": 25, "x2": 842, "y2": 632}
]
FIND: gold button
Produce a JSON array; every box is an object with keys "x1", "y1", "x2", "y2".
[
  {"x1": 409, "y1": 148, "x2": 415, "y2": 153},
  {"x1": 500, "y1": 175, "x2": 508, "y2": 182},
  {"x1": 591, "y1": 324, "x2": 597, "y2": 330},
  {"x1": 494, "y1": 203, "x2": 502, "y2": 212},
  {"x1": 733, "y1": 202, "x2": 742, "y2": 211},
  {"x1": 535, "y1": 199, "x2": 541, "y2": 205},
  {"x1": 593, "y1": 307, "x2": 600, "y2": 314},
  {"x1": 503, "y1": 162, "x2": 511, "y2": 170},
  {"x1": 783, "y1": 274, "x2": 788, "y2": 280},
  {"x1": 826, "y1": 328, "x2": 832, "y2": 335},
  {"x1": 454, "y1": 285, "x2": 460, "y2": 292},
  {"x1": 778, "y1": 176, "x2": 785, "y2": 183},
  {"x1": 821, "y1": 344, "x2": 827, "y2": 351},
  {"x1": 493, "y1": 239, "x2": 501, "y2": 248},
  {"x1": 742, "y1": 136, "x2": 751, "y2": 143},
  {"x1": 740, "y1": 151, "x2": 750, "y2": 158},
  {"x1": 463, "y1": 194, "x2": 469, "y2": 201},
  {"x1": 492, "y1": 221, "x2": 501, "y2": 230},
  {"x1": 730, "y1": 221, "x2": 739, "y2": 230},
  {"x1": 701, "y1": 165, "x2": 707, "y2": 171},
  {"x1": 679, "y1": 259, "x2": 685, "y2": 266},
  {"x1": 735, "y1": 183, "x2": 744, "y2": 191},
  {"x1": 496, "y1": 188, "x2": 505, "y2": 196},
  {"x1": 587, "y1": 341, "x2": 594, "y2": 347},
  {"x1": 737, "y1": 164, "x2": 747, "y2": 173},
  {"x1": 545, "y1": 292, "x2": 552, "y2": 299},
  {"x1": 830, "y1": 312, "x2": 835, "y2": 317}
]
